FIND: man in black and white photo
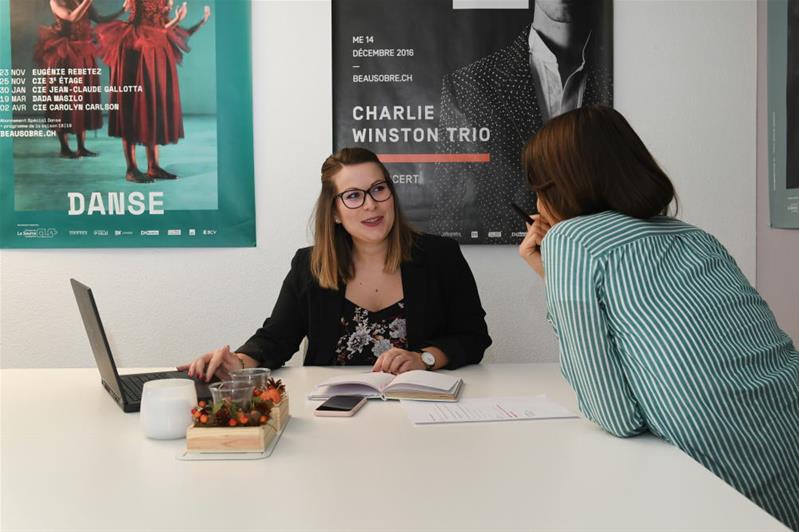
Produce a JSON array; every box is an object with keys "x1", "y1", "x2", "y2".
[{"x1": 432, "y1": 0, "x2": 612, "y2": 243}]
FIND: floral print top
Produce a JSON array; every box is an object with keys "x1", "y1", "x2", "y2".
[{"x1": 334, "y1": 299, "x2": 407, "y2": 365}]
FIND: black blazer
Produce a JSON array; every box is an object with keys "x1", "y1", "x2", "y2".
[{"x1": 236, "y1": 234, "x2": 491, "y2": 369}]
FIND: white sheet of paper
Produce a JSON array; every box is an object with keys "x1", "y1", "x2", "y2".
[{"x1": 401, "y1": 395, "x2": 578, "y2": 424}]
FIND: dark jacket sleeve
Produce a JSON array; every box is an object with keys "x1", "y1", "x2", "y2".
[
  {"x1": 425, "y1": 238, "x2": 492, "y2": 369},
  {"x1": 235, "y1": 249, "x2": 309, "y2": 369}
]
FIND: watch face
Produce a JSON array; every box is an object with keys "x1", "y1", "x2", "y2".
[{"x1": 421, "y1": 351, "x2": 435, "y2": 366}]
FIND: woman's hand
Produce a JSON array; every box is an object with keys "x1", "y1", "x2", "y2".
[
  {"x1": 202, "y1": 5, "x2": 211, "y2": 23},
  {"x1": 177, "y1": 345, "x2": 248, "y2": 382},
  {"x1": 372, "y1": 348, "x2": 425, "y2": 374},
  {"x1": 519, "y1": 214, "x2": 551, "y2": 279}
]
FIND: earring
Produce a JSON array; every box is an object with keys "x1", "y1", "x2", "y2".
[{"x1": 334, "y1": 218, "x2": 341, "y2": 224}]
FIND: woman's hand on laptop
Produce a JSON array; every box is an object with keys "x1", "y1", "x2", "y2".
[{"x1": 177, "y1": 345, "x2": 256, "y2": 382}]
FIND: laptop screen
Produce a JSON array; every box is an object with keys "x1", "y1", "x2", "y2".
[{"x1": 70, "y1": 279, "x2": 124, "y2": 400}]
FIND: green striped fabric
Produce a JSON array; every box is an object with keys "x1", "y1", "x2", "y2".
[{"x1": 541, "y1": 210, "x2": 799, "y2": 529}]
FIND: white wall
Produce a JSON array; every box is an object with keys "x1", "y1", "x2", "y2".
[{"x1": 0, "y1": 0, "x2": 760, "y2": 368}]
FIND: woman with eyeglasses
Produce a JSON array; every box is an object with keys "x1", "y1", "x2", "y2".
[
  {"x1": 518, "y1": 105, "x2": 798, "y2": 529},
  {"x1": 180, "y1": 147, "x2": 491, "y2": 379}
]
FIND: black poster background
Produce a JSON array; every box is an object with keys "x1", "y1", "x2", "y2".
[
  {"x1": 332, "y1": 0, "x2": 612, "y2": 244},
  {"x1": 787, "y1": 0, "x2": 799, "y2": 190}
]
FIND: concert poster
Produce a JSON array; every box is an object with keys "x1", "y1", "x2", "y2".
[
  {"x1": 768, "y1": 0, "x2": 799, "y2": 229},
  {"x1": 332, "y1": 0, "x2": 613, "y2": 244}
]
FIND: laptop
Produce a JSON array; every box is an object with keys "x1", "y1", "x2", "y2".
[{"x1": 70, "y1": 278, "x2": 212, "y2": 413}]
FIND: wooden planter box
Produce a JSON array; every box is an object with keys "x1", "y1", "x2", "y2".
[
  {"x1": 186, "y1": 418, "x2": 277, "y2": 453},
  {"x1": 270, "y1": 396, "x2": 289, "y2": 432},
  {"x1": 185, "y1": 395, "x2": 290, "y2": 454}
]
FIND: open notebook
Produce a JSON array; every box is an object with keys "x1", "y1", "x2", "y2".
[{"x1": 308, "y1": 370, "x2": 462, "y2": 402}]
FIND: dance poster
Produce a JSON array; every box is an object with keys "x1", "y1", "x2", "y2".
[
  {"x1": 768, "y1": 0, "x2": 799, "y2": 229},
  {"x1": 0, "y1": 0, "x2": 255, "y2": 247},
  {"x1": 332, "y1": 0, "x2": 612, "y2": 244}
]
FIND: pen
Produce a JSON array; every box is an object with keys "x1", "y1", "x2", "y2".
[{"x1": 510, "y1": 202, "x2": 538, "y2": 225}]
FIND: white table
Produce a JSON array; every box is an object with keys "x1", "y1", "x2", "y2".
[{"x1": 1, "y1": 364, "x2": 788, "y2": 531}]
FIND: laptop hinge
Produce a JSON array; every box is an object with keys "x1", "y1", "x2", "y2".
[{"x1": 102, "y1": 380, "x2": 123, "y2": 403}]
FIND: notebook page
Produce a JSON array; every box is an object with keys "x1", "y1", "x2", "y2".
[
  {"x1": 385, "y1": 370, "x2": 460, "y2": 393},
  {"x1": 307, "y1": 383, "x2": 383, "y2": 400},
  {"x1": 315, "y1": 371, "x2": 395, "y2": 392}
]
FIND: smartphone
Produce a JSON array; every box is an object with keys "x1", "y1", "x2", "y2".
[
  {"x1": 314, "y1": 395, "x2": 367, "y2": 417},
  {"x1": 510, "y1": 202, "x2": 538, "y2": 225}
]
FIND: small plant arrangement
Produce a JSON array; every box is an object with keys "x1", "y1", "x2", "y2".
[
  {"x1": 191, "y1": 399, "x2": 270, "y2": 427},
  {"x1": 186, "y1": 377, "x2": 289, "y2": 453},
  {"x1": 190, "y1": 377, "x2": 287, "y2": 428}
]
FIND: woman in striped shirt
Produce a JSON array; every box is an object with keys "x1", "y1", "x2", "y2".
[{"x1": 518, "y1": 105, "x2": 798, "y2": 529}]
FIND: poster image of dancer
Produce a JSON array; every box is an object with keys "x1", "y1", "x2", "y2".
[
  {"x1": 33, "y1": 0, "x2": 125, "y2": 158},
  {"x1": 768, "y1": 0, "x2": 799, "y2": 228},
  {"x1": 0, "y1": 0, "x2": 255, "y2": 247},
  {"x1": 97, "y1": 0, "x2": 210, "y2": 183},
  {"x1": 332, "y1": 0, "x2": 613, "y2": 244}
]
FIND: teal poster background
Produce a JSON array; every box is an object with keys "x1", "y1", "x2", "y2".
[
  {"x1": 0, "y1": 0, "x2": 255, "y2": 247},
  {"x1": 768, "y1": 0, "x2": 799, "y2": 229}
]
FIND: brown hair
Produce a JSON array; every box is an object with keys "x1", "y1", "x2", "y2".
[
  {"x1": 310, "y1": 147, "x2": 417, "y2": 290},
  {"x1": 522, "y1": 105, "x2": 678, "y2": 221}
]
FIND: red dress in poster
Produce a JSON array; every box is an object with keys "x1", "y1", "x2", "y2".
[
  {"x1": 97, "y1": 0, "x2": 209, "y2": 183},
  {"x1": 34, "y1": 0, "x2": 123, "y2": 158}
]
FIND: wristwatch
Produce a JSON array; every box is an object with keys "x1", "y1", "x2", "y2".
[{"x1": 420, "y1": 351, "x2": 436, "y2": 371}]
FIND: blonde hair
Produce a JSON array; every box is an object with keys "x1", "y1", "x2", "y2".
[{"x1": 310, "y1": 147, "x2": 416, "y2": 290}]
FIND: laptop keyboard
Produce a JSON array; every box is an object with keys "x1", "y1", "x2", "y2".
[{"x1": 120, "y1": 372, "x2": 184, "y2": 402}]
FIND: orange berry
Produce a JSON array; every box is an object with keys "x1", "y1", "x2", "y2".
[
  {"x1": 198, "y1": 401, "x2": 207, "y2": 408},
  {"x1": 199, "y1": 414, "x2": 208, "y2": 424},
  {"x1": 259, "y1": 416, "x2": 267, "y2": 424}
]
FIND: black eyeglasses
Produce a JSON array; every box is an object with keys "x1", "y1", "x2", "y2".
[{"x1": 335, "y1": 181, "x2": 393, "y2": 209}]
